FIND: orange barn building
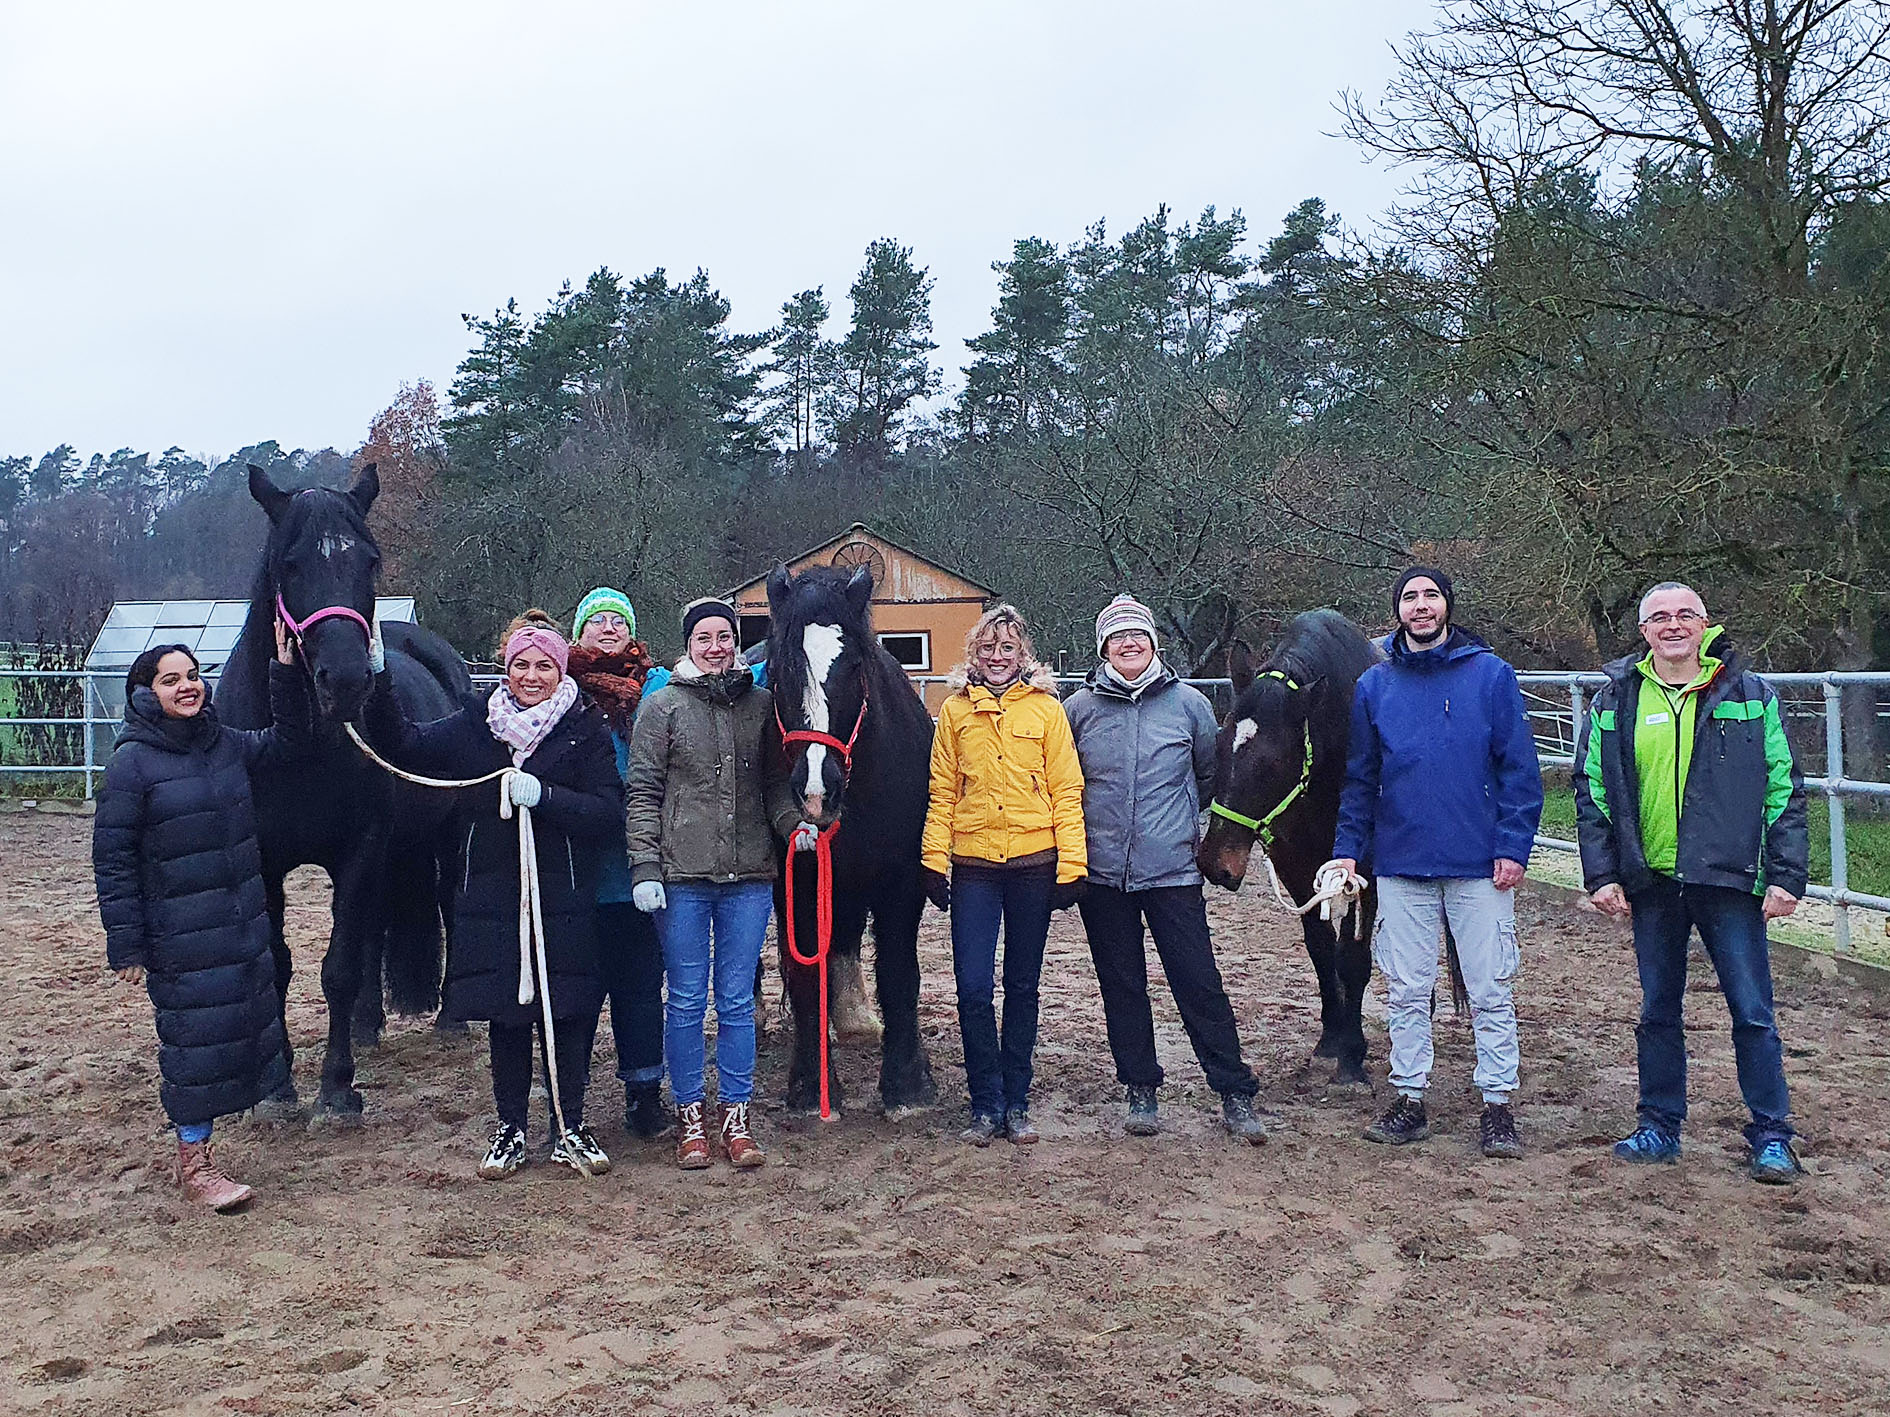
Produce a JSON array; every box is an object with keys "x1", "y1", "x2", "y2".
[{"x1": 726, "y1": 524, "x2": 995, "y2": 713}]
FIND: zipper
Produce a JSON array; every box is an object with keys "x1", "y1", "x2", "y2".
[
  {"x1": 567, "y1": 839, "x2": 577, "y2": 892},
  {"x1": 462, "y1": 821, "x2": 476, "y2": 892}
]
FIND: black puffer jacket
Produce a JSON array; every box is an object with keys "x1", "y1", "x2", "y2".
[
  {"x1": 367, "y1": 680, "x2": 622, "y2": 1024},
  {"x1": 91, "y1": 665, "x2": 307, "y2": 1126}
]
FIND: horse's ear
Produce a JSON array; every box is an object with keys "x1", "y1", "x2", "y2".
[
  {"x1": 348, "y1": 462, "x2": 379, "y2": 515},
  {"x1": 248, "y1": 464, "x2": 291, "y2": 522},
  {"x1": 844, "y1": 565, "x2": 873, "y2": 616},
  {"x1": 766, "y1": 563, "x2": 792, "y2": 613},
  {"x1": 1228, "y1": 639, "x2": 1256, "y2": 695}
]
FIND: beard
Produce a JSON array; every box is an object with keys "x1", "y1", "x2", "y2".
[{"x1": 1403, "y1": 619, "x2": 1447, "y2": 647}]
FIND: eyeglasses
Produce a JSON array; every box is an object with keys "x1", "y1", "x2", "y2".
[
  {"x1": 587, "y1": 613, "x2": 629, "y2": 630},
  {"x1": 1641, "y1": 610, "x2": 1705, "y2": 628}
]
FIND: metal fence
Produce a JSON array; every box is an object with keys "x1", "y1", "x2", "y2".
[{"x1": 10, "y1": 666, "x2": 1889, "y2": 953}]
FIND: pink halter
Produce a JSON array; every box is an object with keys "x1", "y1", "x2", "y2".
[{"x1": 276, "y1": 591, "x2": 372, "y2": 643}]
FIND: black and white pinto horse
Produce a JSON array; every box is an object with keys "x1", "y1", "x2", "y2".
[
  {"x1": 1196, "y1": 609, "x2": 1383, "y2": 1084},
  {"x1": 765, "y1": 564, "x2": 938, "y2": 1113},
  {"x1": 216, "y1": 464, "x2": 467, "y2": 1123}
]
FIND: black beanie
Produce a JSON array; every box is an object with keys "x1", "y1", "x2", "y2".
[
  {"x1": 680, "y1": 596, "x2": 739, "y2": 642},
  {"x1": 1391, "y1": 566, "x2": 1454, "y2": 622}
]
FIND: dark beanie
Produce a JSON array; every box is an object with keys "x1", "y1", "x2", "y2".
[
  {"x1": 680, "y1": 596, "x2": 739, "y2": 642},
  {"x1": 1391, "y1": 566, "x2": 1454, "y2": 620}
]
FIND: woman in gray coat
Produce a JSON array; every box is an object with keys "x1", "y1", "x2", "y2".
[{"x1": 1063, "y1": 595, "x2": 1265, "y2": 1142}]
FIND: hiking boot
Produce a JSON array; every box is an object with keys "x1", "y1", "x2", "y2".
[
  {"x1": 625, "y1": 1084, "x2": 675, "y2": 1140},
  {"x1": 960, "y1": 1113, "x2": 1005, "y2": 1147},
  {"x1": 1750, "y1": 1138, "x2": 1803, "y2": 1186},
  {"x1": 1220, "y1": 1093, "x2": 1267, "y2": 1145},
  {"x1": 551, "y1": 1124, "x2": 611, "y2": 1176},
  {"x1": 478, "y1": 1122, "x2": 527, "y2": 1179},
  {"x1": 1125, "y1": 1085, "x2": 1160, "y2": 1136},
  {"x1": 1612, "y1": 1125, "x2": 1681, "y2": 1165},
  {"x1": 719, "y1": 1102, "x2": 766, "y2": 1169},
  {"x1": 1005, "y1": 1108, "x2": 1039, "y2": 1145},
  {"x1": 1363, "y1": 1095, "x2": 1429, "y2": 1145},
  {"x1": 676, "y1": 1102, "x2": 711, "y2": 1170},
  {"x1": 175, "y1": 1139, "x2": 254, "y2": 1212},
  {"x1": 1479, "y1": 1102, "x2": 1523, "y2": 1160}
]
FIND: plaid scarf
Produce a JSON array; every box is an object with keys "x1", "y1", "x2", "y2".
[{"x1": 486, "y1": 675, "x2": 579, "y2": 765}]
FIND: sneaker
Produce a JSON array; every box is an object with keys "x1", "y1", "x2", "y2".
[
  {"x1": 1363, "y1": 1095, "x2": 1429, "y2": 1145},
  {"x1": 478, "y1": 1122, "x2": 527, "y2": 1179},
  {"x1": 551, "y1": 1124, "x2": 612, "y2": 1176},
  {"x1": 675, "y1": 1102, "x2": 711, "y2": 1170},
  {"x1": 1612, "y1": 1125, "x2": 1681, "y2": 1165},
  {"x1": 1479, "y1": 1102, "x2": 1523, "y2": 1159},
  {"x1": 1750, "y1": 1138, "x2": 1803, "y2": 1185},
  {"x1": 1125, "y1": 1085, "x2": 1160, "y2": 1136},
  {"x1": 175, "y1": 1139, "x2": 254, "y2": 1212},
  {"x1": 1004, "y1": 1108, "x2": 1039, "y2": 1145},
  {"x1": 1220, "y1": 1093, "x2": 1267, "y2": 1145},
  {"x1": 960, "y1": 1113, "x2": 1005, "y2": 1147},
  {"x1": 719, "y1": 1102, "x2": 766, "y2": 1169},
  {"x1": 625, "y1": 1085, "x2": 675, "y2": 1140}
]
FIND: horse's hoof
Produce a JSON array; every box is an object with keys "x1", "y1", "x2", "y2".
[
  {"x1": 310, "y1": 1092, "x2": 366, "y2": 1129},
  {"x1": 784, "y1": 1076, "x2": 845, "y2": 1115},
  {"x1": 352, "y1": 1026, "x2": 384, "y2": 1052},
  {"x1": 880, "y1": 1073, "x2": 938, "y2": 1115},
  {"x1": 1329, "y1": 1062, "x2": 1371, "y2": 1088},
  {"x1": 432, "y1": 1016, "x2": 469, "y2": 1036},
  {"x1": 252, "y1": 1092, "x2": 306, "y2": 1125}
]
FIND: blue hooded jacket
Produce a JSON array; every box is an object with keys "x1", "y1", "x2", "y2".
[{"x1": 1333, "y1": 628, "x2": 1543, "y2": 879}]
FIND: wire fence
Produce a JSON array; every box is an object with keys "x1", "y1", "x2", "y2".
[{"x1": 9, "y1": 665, "x2": 1890, "y2": 953}]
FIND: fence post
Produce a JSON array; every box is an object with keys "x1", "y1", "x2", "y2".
[
  {"x1": 1823, "y1": 679, "x2": 1850, "y2": 954},
  {"x1": 1570, "y1": 682, "x2": 1586, "y2": 765},
  {"x1": 82, "y1": 672, "x2": 99, "y2": 801}
]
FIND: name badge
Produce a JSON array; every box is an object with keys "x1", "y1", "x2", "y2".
[{"x1": 1645, "y1": 711, "x2": 1670, "y2": 725}]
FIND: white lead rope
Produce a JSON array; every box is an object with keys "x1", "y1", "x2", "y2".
[
  {"x1": 1262, "y1": 853, "x2": 1367, "y2": 921},
  {"x1": 343, "y1": 723, "x2": 593, "y2": 1177}
]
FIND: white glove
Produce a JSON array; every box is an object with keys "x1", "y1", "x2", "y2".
[
  {"x1": 633, "y1": 881, "x2": 667, "y2": 913},
  {"x1": 791, "y1": 821, "x2": 820, "y2": 852},
  {"x1": 506, "y1": 772, "x2": 542, "y2": 809},
  {"x1": 368, "y1": 628, "x2": 386, "y2": 674}
]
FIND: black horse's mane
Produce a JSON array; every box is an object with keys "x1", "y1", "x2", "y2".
[
  {"x1": 1237, "y1": 608, "x2": 1382, "y2": 721},
  {"x1": 246, "y1": 484, "x2": 376, "y2": 615},
  {"x1": 767, "y1": 566, "x2": 911, "y2": 725}
]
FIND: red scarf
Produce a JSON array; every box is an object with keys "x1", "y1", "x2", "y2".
[{"x1": 567, "y1": 640, "x2": 654, "y2": 732}]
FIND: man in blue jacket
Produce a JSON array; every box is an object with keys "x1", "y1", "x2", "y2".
[{"x1": 1330, "y1": 568, "x2": 1543, "y2": 1158}]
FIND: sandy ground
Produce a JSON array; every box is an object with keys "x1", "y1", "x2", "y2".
[{"x1": 2, "y1": 811, "x2": 1889, "y2": 1417}]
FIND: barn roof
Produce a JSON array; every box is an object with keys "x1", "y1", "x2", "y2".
[{"x1": 725, "y1": 523, "x2": 996, "y2": 605}]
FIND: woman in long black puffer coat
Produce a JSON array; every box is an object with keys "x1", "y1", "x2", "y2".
[
  {"x1": 92, "y1": 625, "x2": 308, "y2": 1212},
  {"x1": 365, "y1": 609, "x2": 622, "y2": 1180}
]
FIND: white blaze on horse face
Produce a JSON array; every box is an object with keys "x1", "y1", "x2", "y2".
[
  {"x1": 317, "y1": 533, "x2": 356, "y2": 560},
  {"x1": 1232, "y1": 718, "x2": 1259, "y2": 753},
  {"x1": 800, "y1": 622, "x2": 845, "y2": 807}
]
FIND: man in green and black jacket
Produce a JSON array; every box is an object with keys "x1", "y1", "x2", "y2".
[{"x1": 1573, "y1": 582, "x2": 1809, "y2": 1184}]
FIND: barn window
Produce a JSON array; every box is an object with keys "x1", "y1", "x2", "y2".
[
  {"x1": 877, "y1": 631, "x2": 930, "y2": 670},
  {"x1": 738, "y1": 615, "x2": 770, "y2": 651}
]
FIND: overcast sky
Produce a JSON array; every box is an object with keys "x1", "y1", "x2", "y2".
[{"x1": 1, "y1": 1, "x2": 1419, "y2": 462}]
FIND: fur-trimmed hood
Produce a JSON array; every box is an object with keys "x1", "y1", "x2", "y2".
[{"x1": 942, "y1": 661, "x2": 1061, "y2": 697}]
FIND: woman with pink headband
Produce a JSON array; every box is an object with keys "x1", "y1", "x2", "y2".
[{"x1": 366, "y1": 609, "x2": 623, "y2": 1180}]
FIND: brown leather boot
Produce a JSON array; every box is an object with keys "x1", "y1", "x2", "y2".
[
  {"x1": 719, "y1": 1102, "x2": 766, "y2": 1169},
  {"x1": 176, "y1": 1139, "x2": 254, "y2": 1212},
  {"x1": 676, "y1": 1102, "x2": 711, "y2": 1170}
]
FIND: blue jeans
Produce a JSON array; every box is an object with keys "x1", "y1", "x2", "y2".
[
  {"x1": 178, "y1": 1120, "x2": 212, "y2": 1143},
  {"x1": 1630, "y1": 877, "x2": 1793, "y2": 1148},
  {"x1": 951, "y1": 862, "x2": 1053, "y2": 1119},
  {"x1": 654, "y1": 881, "x2": 772, "y2": 1106}
]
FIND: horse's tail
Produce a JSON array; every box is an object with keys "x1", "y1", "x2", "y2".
[
  {"x1": 382, "y1": 835, "x2": 445, "y2": 1015},
  {"x1": 1443, "y1": 919, "x2": 1470, "y2": 1017}
]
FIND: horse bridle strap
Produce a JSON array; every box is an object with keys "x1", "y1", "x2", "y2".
[
  {"x1": 277, "y1": 591, "x2": 372, "y2": 643},
  {"x1": 1208, "y1": 671, "x2": 1314, "y2": 848}
]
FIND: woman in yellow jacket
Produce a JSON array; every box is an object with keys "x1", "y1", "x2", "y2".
[{"x1": 922, "y1": 604, "x2": 1087, "y2": 1146}]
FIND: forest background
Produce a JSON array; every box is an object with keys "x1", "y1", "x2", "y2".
[{"x1": 5, "y1": 1, "x2": 1888, "y2": 727}]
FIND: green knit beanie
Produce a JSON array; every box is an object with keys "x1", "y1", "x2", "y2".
[{"x1": 572, "y1": 586, "x2": 636, "y2": 640}]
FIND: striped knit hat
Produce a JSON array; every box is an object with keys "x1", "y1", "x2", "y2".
[
  {"x1": 572, "y1": 586, "x2": 636, "y2": 640},
  {"x1": 1095, "y1": 594, "x2": 1159, "y2": 654}
]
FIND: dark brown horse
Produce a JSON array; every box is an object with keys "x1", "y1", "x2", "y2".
[{"x1": 1197, "y1": 609, "x2": 1382, "y2": 1083}]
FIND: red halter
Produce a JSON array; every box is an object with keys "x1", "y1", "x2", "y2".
[
  {"x1": 276, "y1": 591, "x2": 372, "y2": 643},
  {"x1": 775, "y1": 677, "x2": 870, "y2": 781}
]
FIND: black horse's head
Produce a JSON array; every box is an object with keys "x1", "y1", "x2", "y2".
[
  {"x1": 249, "y1": 462, "x2": 381, "y2": 722},
  {"x1": 1198, "y1": 640, "x2": 1328, "y2": 891},
  {"x1": 767, "y1": 562, "x2": 876, "y2": 828}
]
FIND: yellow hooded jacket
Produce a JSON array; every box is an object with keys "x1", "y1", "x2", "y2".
[{"x1": 921, "y1": 669, "x2": 1088, "y2": 884}]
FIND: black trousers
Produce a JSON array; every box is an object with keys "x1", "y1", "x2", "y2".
[
  {"x1": 595, "y1": 901, "x2": 665, "y2": 1089},
  {"x1": 491, "y1": 1012, "x2": 597, "y2": 1135},
  {"x1": 1076, "y1": 882, "x2": 1257, "y2": 1098}
]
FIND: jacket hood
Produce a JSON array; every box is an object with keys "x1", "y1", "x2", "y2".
[
  {"x1": 944, "y1": 661, "x2": 1060, "y2": 697},
  {"x1": 1379, "y1": 625, "x2": 1490, "y2": 669},
  {"x1": 669, "y1": 655, "x2": 756, "y2": 705},
  {"x1": 119, "y1": 685, "x2": 221, "y2": 753},
  {"x1": 1604, "y1": 623, "x2": 1741, "y2": 687},
  {"x1": 1083, "y1": 661, "x2": 1179, "y2": 701}
]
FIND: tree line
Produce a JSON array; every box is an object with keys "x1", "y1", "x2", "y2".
[{"x1": 5, "y1": 0, "x2": 1887, "y2": 700}]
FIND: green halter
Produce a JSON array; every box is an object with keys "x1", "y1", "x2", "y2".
[{"x1": 1208, "y1": 672, "x2": 1315, "y2": 849}]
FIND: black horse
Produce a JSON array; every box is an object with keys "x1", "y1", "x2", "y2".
[
  {"x1": 1197, "y1": 609, "x2": 1383, "y2": 1084},
  {"x1": 765, "y1": 563, "x2": 938, "y2": 1114},
  {"x1": 215, "y1": 464, "x2": 467, "y2": 1123}
]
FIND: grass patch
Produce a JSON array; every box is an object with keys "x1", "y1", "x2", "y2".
[{"x1": 1539, "y1": 782, "x2": 1890, "y2": 899}]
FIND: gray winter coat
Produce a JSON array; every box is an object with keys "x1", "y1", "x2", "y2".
[
  {"x1": 624, "y1": 659, "x2": 799, "y2": 886},
  {"x1": 1063, "y1": 665, "x2": 1219, "y2": 892}
]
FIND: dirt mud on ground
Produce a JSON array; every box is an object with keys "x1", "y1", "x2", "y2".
[{"x1": 2, "y1": 811, "x2": 1888, "y2": 1415}]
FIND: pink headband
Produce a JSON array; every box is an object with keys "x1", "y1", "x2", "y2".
[{"x1": 503, "y1": 626, "x2": 569, "y2": 676}]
